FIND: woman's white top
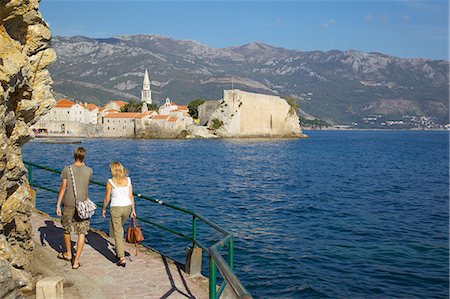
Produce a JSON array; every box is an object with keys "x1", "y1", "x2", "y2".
[{"x1": 109, "y1": 177, "x2": 132, "y2": 207}]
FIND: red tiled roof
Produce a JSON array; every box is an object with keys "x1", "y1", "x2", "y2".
[
  {"x1": 168, "y1": 117, "x2": 178, "y2": 122},
  {"x1": 178, "y1": 105, "x2": 188, "y2": 110},
  {"x1": 152, "y1": 115, "x2": 170, "y2": 120},
  {"x1": 135, "y1": 111, "x2": 155, "y2": 119},
  {"x1": 112, "y1": 100, "x2": 128, "y2": 108},
  {"x1": 104, "y1": 112, "x2": 140, "y2": 119},
  {"x1": 55, "y1": 99, "x2": 75, "y2": 108}
]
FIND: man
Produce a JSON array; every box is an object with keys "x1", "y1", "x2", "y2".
[{"x1": 56, "y1": 147, "x2": 93, "y2": 269}]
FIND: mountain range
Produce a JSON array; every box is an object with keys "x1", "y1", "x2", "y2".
[{"x1": 49, "y1": 35, "x2": 449, "y2": 124}]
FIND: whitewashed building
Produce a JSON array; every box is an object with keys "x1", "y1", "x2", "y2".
[
  {"x1": 103, "y1": 111, "x2": 156, "y2": 137},
  {"x1": 33, "y1": 99, "x2": 100, "y2": 134}
]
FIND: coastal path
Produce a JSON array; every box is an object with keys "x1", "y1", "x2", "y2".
[{"x1": 29, "y1": 210, "x2": 208, "y2": 299}]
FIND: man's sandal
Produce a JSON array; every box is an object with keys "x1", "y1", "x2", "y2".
[{"x1": 57, "y1": 252, "x2": 71, "y2": 261}]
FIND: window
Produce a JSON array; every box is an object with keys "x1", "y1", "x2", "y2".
[{"x1": 107, "y1": 127, "x2": 110, "y2": 130}]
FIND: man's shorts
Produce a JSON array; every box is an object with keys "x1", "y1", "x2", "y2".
[{"x1": 61, "y1": 206, "x2": 90, "y2": 235}]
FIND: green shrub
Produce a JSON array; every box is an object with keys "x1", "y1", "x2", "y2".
[{"x1": 210, "y1": 118, "x2": 224, "y2": 130}]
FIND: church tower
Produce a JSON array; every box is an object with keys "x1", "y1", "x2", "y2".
[{"x1": 141, "y1": 68, "x2": 152, "y2": 105}]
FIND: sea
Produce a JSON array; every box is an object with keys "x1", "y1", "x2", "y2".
[{"x1": 23, "y1": 130, "x2": 449, "y2": 298}]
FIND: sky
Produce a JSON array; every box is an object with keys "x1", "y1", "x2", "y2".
[{"x1": 40, "y1": 0, "x2": 449, "y2": 60}]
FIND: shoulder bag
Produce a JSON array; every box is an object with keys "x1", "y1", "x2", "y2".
[
  {"x1": 126, "y1": 216, "x2": 144, "y2": 255},
  {"x1": 69, "y1": 166, "x2": 96, "y2": 219}
]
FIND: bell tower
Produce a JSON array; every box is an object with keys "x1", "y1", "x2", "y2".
[{"x1": 141, "y1": 68, "x2": 152, "y2": 105}]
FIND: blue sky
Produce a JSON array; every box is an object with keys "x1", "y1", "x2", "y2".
[{"x1": 41, "y1": 0, "x2": 449, "y2": 59}]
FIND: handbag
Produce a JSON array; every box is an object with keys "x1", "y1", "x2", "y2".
[
  {"x1": 126, "y1": 216, "x2": 144, "y2": 255},
  {"x1": 69, "y1": 166, "x2": 96, "y2": 220}
]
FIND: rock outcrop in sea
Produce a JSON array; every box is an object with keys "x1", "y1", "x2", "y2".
[{"x1": 0, "y1": 0, "x2": 55, "y2": 295}]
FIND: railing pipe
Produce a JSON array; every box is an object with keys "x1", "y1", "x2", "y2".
[
  {"x1": 209, "y1": 255, "x2": 217, "y2": 299},
  {"x1": 209, "y1": 247, "x2": 253, "y2": 299},
  {"x1": 217, "y1": 282, "x2": 227, "y2": 298},
  {"x1": 229, "y1": 238, "x2": 234, "y2": 272},
  {"x1": 211, "y1": 234, "x2": 233, "y2": 249},
  {"x1": 192, "y1": 215, "x2": 198, "y2": 248}
]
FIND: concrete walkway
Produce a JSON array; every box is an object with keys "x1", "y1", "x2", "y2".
[{"x1": 30, "y1": 211, "x2": 208, "y2": 299}]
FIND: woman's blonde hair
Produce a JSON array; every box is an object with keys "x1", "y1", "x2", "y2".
[{"x1": 109, "y1": 161, "x2": 128, "y2": 183}]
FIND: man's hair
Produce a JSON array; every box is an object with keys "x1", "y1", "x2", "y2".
[{"x1": 73, "y1": 147, "x2": 86, "y2": 162}]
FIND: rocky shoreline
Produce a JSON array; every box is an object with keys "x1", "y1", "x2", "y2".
[{"x1": 1, "y1": 0, "x2": 56, "y2": 295}]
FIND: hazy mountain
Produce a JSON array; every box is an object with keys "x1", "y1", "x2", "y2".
[{"x1": 49, "y1": 35, "x2": 449, "y2": 123}]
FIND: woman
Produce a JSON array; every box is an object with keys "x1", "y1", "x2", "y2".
[{"x1": 102, "y1": 161, "x2": 136, "y2": 267}]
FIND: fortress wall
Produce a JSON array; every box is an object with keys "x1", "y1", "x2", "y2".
[
  {"x1": 214, "y1": 90, "x2": 302, "y2": 138},
  {"x1": 236, "y1": 91, "x2": 293, "y2": 137}
]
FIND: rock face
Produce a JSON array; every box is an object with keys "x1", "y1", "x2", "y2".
[
  {"x1": 208, "y1": 89, "x2": 304, "y2": 138},
  {"x1": 198, "y1": 100, "x2": 220, "y2": 126},
  {"x1": 0, "y1": 0, "x2": 55, "y2": 294}
]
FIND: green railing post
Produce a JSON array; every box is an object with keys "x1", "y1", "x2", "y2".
[
  {"x1": 209, "y1": 256, "x2": 217, "y2": 299},
  {"x1": 192, "y1": 215, "x2": 197, "y2": 248},
  {"x1": 26, "y1": 164, "x2": 32, "y2": 185},
  {"x1": 229, "y1": 238, "x2": 234, "y2": 272}
]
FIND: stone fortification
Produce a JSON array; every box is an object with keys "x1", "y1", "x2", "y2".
[
  {"x1": 0, "y1": 0, "x2": 55, "y2": 295},
  {"x1": 198, "y1": 100, "x2": 220, "y2": 126},
  {"x1": 208, "y1": 90, "x2": 304, "y2": 138}
]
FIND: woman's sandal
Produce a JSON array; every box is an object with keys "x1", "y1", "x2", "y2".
[
  {"x1": 117, "y1": 258, "x2": 126, "y2": 267},
  {"x1": 72, "y1": 263, "x2": 82, "y2": 270},
  {"x1": 57, "y1": 252, "x2": 71, "y2": 261}
]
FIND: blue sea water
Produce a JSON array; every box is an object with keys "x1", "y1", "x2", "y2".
[{"x1": 23, "y1": 131, "x2": 449, "y2": 298}]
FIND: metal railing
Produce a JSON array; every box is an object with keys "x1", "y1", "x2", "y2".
[{"x1": 24, "y1": 161, "x2": 253, "y2": 299}]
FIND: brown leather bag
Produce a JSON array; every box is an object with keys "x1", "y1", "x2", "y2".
[{"x1": 126, "y1": 216, "x2": 144, "y2": 255}]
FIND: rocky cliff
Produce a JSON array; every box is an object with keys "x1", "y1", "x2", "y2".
[{"x1": 0, "y1": 0, "x2": 55, "y2": 296}]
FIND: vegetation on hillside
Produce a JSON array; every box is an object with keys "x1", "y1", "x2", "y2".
[
  {"x1": 300, "y1": 118, "x2": 332, "y2": 129},
  {"x1": 188, "y1": 99, "x2": 206, "y2": 119}
]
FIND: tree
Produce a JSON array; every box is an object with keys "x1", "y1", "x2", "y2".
[
  {"x1": 147, "y1": 103, "x2": 158, "y2": 111},
  {"x1": 120, "y1": 99, "x2": 141, "y2": 112},
  {"x1": 188, "y1": 99, "x2": 206, "y2": 119},
  {"x1": 283, "y1": 96, "x2": 299, "y2": 115},
  {"x1": 121, "y1": 100, "x2": 159, "y2": 112}
]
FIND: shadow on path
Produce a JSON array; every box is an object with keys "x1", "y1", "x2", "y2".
[
  {"x1": 38, "y1": 220, "x2": 75, "y2": 254},
  {"x1": 160, "y1": 255, "x2": 195, "y2": 299},
  {"x1": 86, "y1": 231, "x2": 118, "y2": 264},
  {"x1": 38, "y1": 220, "x2": 130, "y2": 264}
]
